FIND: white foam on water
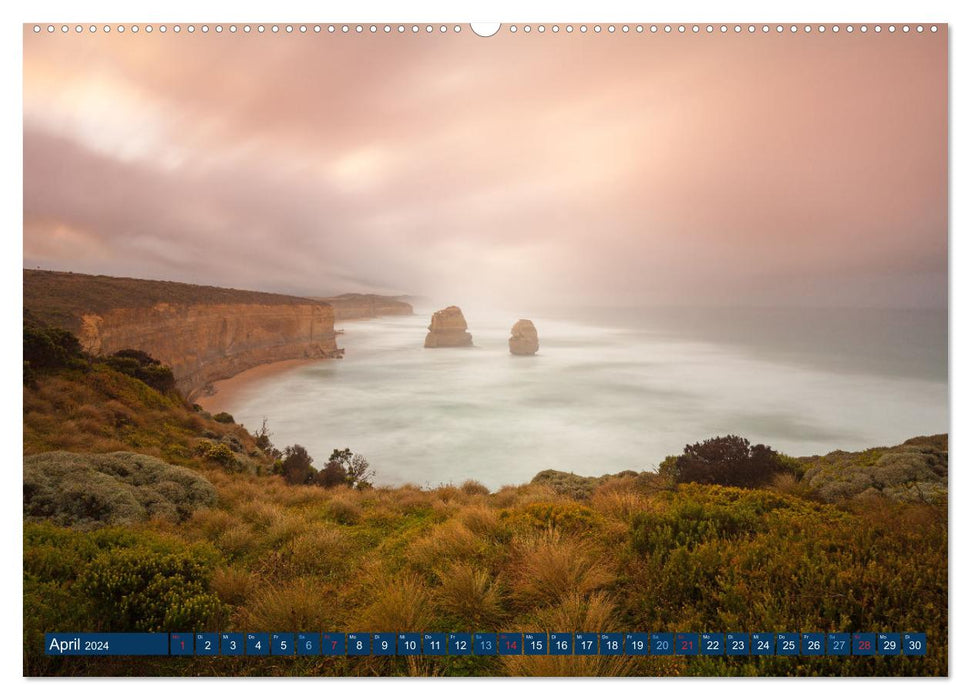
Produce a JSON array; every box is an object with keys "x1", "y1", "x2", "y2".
[{"x1": 217, "y1": 307, "x2": 948, "y2": 489}]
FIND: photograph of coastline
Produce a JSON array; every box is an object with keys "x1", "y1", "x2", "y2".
[{"x1": 23, "y1": 24, "x2": 947, "y2": 676}]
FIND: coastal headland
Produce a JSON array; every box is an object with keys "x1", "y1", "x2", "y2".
[{"x1": 23, "y1": 270, "x2": 409, "y2": 401}]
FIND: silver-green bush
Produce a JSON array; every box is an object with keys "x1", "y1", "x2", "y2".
[
  {"x1": 24, "y1": 451, "x2": 216, "y2": 527},
  {"x1": 802, "y1": 435, "x2": 947, "y2": 503}
]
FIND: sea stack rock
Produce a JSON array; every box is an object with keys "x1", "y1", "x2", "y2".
[
  {"x1": 424, "y1": 306, "x2": 473, "y2": 348},
  {"x1": 509, "y1": 319, "x2": 539, "y2": 355}
]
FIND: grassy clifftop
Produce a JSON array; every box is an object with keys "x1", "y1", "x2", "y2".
[{"x1": 24, "y1": 269, "x2": 323, "y2": 331}]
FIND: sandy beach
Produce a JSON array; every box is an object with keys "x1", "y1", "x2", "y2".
[{"x1": 194, "y1": 358, "x2": 322, "y2": 414}]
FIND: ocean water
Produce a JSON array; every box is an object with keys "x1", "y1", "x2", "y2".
[{"x1": 216, "y1": 306, "x2": 948, "y2": 489}]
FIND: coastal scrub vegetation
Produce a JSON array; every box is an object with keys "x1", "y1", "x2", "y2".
[
  {"x1": 24, "y1": 465, "x2": 947, "y2": 677},
  {"x1": 102, "y1": 349, "x2": 177, "y2": 394},
  {"x1": 275, "y1": 445, "x2": 374, "y2": 489},
  {"x1": 22, "y1": 321, "x2": 947, "y2": 677},
  {"x1": 658, "y1": 435, "x2": 799, "y2": 488},
  {"x1": 24, "y1": 451, "x2": 216, "y2": 527}
]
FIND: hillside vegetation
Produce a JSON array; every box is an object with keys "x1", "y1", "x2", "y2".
[{"x1": 22, "y1": 322, "x2": 947, "y2": 677}]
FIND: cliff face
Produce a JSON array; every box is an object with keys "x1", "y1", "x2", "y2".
[{"x1": 76, "y1": 302, "x2": 341, "y2": 400}]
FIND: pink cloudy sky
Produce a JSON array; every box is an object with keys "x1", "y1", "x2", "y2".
[{"x1": 23, "y1": 27, "x2": 947, "y2": 308}]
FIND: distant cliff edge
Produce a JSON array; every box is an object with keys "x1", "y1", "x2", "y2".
[
  {"x1": 314, "y1": 293, "x2": 413, "y2": 321},
  {"x1": 24, "y1": 270, "x2": 346, "y2": 400}
]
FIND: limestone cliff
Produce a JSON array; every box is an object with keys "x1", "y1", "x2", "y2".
[
  {"x1": 78, "y1": 303, "x2": 341, "y2": 399},
  {"x1": 424, "y1": 306, "x2": 473, "y2": 348},
  {"x1": 24, "y1": 270, "x2": 342, "y2": 400},
  {"x1": 316, "y1": 293, "x2": 414, "y2": 321}
]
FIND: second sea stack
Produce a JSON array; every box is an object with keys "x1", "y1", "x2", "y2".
[
  {"x1": 509, "y1": 319, "x2": 539, "y2": 355},
  {"x1": 424, "y1": 306, "x2": 473, "y2": 348}
]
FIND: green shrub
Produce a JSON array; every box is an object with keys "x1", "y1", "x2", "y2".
[
  {"x1": 660, "y1": 435, "x2": 797, "y2": 488},
  {"x1": 628, "y1": 485, "x2": 819, "y2": 558},
  {"x1": 509, "y1": 501, "x2": 602, "y2": 535},
  {"x1": 279, "y1": 444, "x2": 315, "y2": 485},
  {"x1": 212, "y1": 412, "x2": 235, "y2": 424},
  {"x1": 23, "y1": 316, "x2": 84, "y2": 377},
  {"x1": 76, "y1": 546, "x2": 227, "y2": 631},
  {"x1": 314, "y1": 448, "x2": 374, "y2": 489},
  {"x1": 103, "y1": 350, "x2": 176, "y2": 394},
  {"x1": 315, "y1": 460, "x2": 346, "y2": 488},
  {"x1": 24, "y1": 451, "x2": 216, "y2": 526},
  {"x1": 197, "y1": 441, "x2": 238, "y2": 468}
]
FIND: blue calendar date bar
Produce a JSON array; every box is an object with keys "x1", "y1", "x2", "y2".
[
  {"x1": 45, "y1": 633, "x2": 169, "y2": 656},
  {"x1": 44, "y1": 631, "x2": 925, "y2": 656}
]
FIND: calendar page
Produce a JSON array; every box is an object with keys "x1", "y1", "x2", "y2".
[{"x1": 22, "y1": 19, "x2": 947, "y2": 678}]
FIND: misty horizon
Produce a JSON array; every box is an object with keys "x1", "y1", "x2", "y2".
[{"x1": 23, "y1": 264, "x2": 949, "y2": 312}]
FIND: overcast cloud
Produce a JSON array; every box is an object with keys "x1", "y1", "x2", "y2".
[{"x1": 23, "y1": 28, "x2": 947, "y2": 309}]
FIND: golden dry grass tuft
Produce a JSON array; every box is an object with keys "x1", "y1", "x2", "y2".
[
  {"x1": 493, "y1": 483, "x2": 564, "y2": 509},
  {"x1": 238, "y1": 500, "x2": 286, "y2": 531},
  {"x1": 236, "y1": 578, "x2": 343, "y2": 631},
  {"x1": 210, "y1": 565, "x2": 259, "y2": 606},
  {"x1": 186, "y1": 507, "x2": 237, "y2": 540},
  {"x1": 432, "y1": 484, "x2": 465, "y2": 504},
  {"x1": 256, "y1": 523, "x2": 353, "y2": 580},
  {"x1": 459, "y1": 504, "x2": 504, "y2": 539},
  {"x1": 501, "y1": 592, "x2": 637, "y2": 676},
  {"x1": 324, "y1": 493, "x2": 363, "y2": 525},
  {"x1": 434, "y1": 561, "x2": 505, "y2": 629},
  {"x1": 430, "y1": 498, "x2": 461, "y2": 519},
  {"x1": 262, "y1": 512, "x2": 306, "y2": 549},
  {"x1": 511, "y1": 531, "x2": 614, "y2": 609},
  {"x1": 406, "y1": 520, "x2": 483, "y2": 571},
  {"x1": 216, "y1": 524, "x2": 259, "y2": 559},
  {"x1": 354, "y1": 573, "x2": 435, "y2": 632},
  {"x1": 385, "y1": 485, "x2": 434, "y2": 514},
  {"x1": 590, "y1": 482, "x2": 651, "y2": 523},
  {"x1": 768, "y1": 471, "x2": 814, "y2": 499}
]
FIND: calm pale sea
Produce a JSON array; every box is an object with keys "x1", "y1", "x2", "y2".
[{"x1": 213, "y1": 306, "x2": 948, "y2": 489}]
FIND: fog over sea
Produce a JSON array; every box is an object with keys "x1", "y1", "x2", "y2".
[{"x1": 212, "y1": 306, "x2": 948, "y2": 489}]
